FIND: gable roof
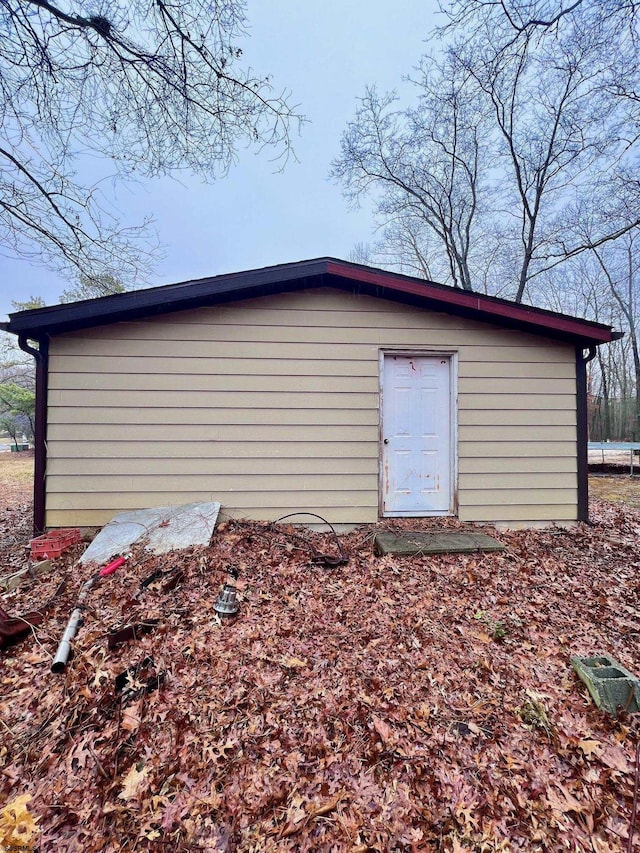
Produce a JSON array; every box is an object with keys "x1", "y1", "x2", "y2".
[{"x1": 2, "y1": 257, "x2": 618, "y2": 346}]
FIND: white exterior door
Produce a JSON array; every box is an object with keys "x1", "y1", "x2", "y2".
[{"x1": 381, "y1": 354, "x2": 454, "y2": 516}]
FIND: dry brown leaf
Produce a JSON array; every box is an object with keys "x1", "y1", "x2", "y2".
[
  {"x1": 309, "y1": 789, "x2": 346, "y2": 818},
  {"x1": 372, "y1": 714, "x2": 392, "y2": 743},
  {"x1": 118, "y1": 763, "x2": 148, "y2": 801},
  {"x1": 471, "y1": 630, "x2": 491, "y2": 644},
  {"x1": 577, "y1": 738, "x2": 603, "y2": 758},
  {"x1": 0, "y1": 794, "x2": 39, "y2": 845},
  {"x1": 280, "y1": 656, "x2": 308, "y2": 669},
  {"x1": 120, "y1": 698, "x2": 143, "y2": 733},
  {"x1": 546, "y1": 784, "x2": 585, "y2": 815},
  {"x1": 451, "y1": 837, "x2": 473, "y2": 853},
  {"x1": 278, "y1": 790, "x2": 346, "y2": 838},
  {"x1": 600, "y1": 744, "x2": 630, "y2": 773}
]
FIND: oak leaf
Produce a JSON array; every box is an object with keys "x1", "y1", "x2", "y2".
[
  {"x1": 119, "y1": 763, "x2": 149, "y2": 801},
  {"x1": 280, "y1": 655, "x2": 308, "y2": 669},
  {"x1": 600, "y1": 744, "x2": 629, "y2": 773},
  {"x1": 546, "y1": 785, "x2": 585, "y2": 816},
  {"x1": 373, "y1": 715, "x2": 392, "y2": 743},
  {"x1": 577, "y1": 738, "x2": 603, "y2": 758},
  {"x1": 0, "y1": 794, "x2": 39, "y2": 845}
]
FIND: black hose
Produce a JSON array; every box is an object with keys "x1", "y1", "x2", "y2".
[{"x1": 272, "y1": 512, "x2": 348, "y2": 564}]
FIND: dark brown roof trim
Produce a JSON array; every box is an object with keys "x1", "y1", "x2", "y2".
[
  {"x1": 4, "y1": 257, "x2": 616, "y2": 345},
  {"x1": 325, "y1": 261, "x2": 615, "y2": 345},
  {"x1": 4, "y1": 259, "x2": 328, "y2": 338}
]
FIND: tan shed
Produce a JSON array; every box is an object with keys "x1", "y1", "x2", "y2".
[{"x1": 2, "y1": 258, "x2": 619, "y2": 531}]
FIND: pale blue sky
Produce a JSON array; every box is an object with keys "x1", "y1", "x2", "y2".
[{"x1": 0, "y1": 1, "x2": 441, "y2": 321}]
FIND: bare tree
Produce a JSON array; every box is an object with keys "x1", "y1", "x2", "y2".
[
  {"x1": 0, "y1": 0, "x2": 300, "y2": 284},
  {"x1": 331, "y1": 51, "x2": 487, "y2": 291},
  {"x1": 532, "y1": 246, "x2": 639, "y2": 440},
  {"x1": 590, "y1": 233, "x2": 640, "y2": 434},
  {"x1": 441, "y1": 0, "x2": 640, "y2": 113},
  {"x1": 0, "y1": 333, "x2": 33, "y2": 387},
  {"x1": 443, "y1": 1, "x2": 639, "y2": 60},
  {"x1": 350, "y1": 216, "x2": 444, "y2": 282},
  {"x1": 335, "y1": 0, "x2": 639, "y2": 302},
  {"x1": 448, "y1": 1, "x2": 640, "y2": 281},
  {"x1": 370, "y1": 217, "x2": 439, "y2": 281},
  {"x1": 454, "y1": 13, "x2": 637, "y2": 301}
]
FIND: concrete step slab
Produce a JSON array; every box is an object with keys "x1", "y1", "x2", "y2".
[{"x1": 374, "y1": 531, "x2": 505, "y2": 556}]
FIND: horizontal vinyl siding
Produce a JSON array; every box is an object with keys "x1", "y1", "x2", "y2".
[
  {"x1": 459, "y1": 505, "x2": 578, "y2": 523},
  {"x1": 47, "y1": 407, "x2": 379, "y2": 426},
  {"x1": 48, "y1": 473, "x2": 377, "y2": 494},
  {"x1": 51, "y1": 374, "x2": 576, "y2": 397},
  {"x1": 46, "y1": 288, "x2": 578, "y2": 527},
  {"x1": 459, "y1": 409, "x2": 575, "y2": 426},
  {"x1": 47, "y1": 489, "x2": 376, "y2": 510},
  {"x1": 49, "y1": 340, "x2": 571, "y2": 363},
  {"x1": 459, "y1": 456, "x2": 576, "y2": 474},
  {"x1": 461, "y1": 441, "x2": 576, "y2": 458},
  {"x1": 44, "y1": 440, "x2": 377, "y2": 460},
  {"x1": 46, "y1": 424, "x2": 376, "y2": 442},
  {"x1": 47, "y1": 357, "x2": 377, "y2": 378},
  {"x1": 48, "y1": 358, "x2": 577, "y2": 383},
  {"x1": 48, "y1": 389, "x2": 378, "y2": 409},
  {"x1": 459, "y1": 472, "x2": 574, "y2": 489},
  {"x1": 46, "y1": 456, "x2": 376, "y2": 476},
  {"x1": 46, "y1": 506, "x2": 378, "y2": 527}
]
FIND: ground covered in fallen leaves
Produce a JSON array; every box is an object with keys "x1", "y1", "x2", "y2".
[{"x1": 2, "y1": 501, "x2": 640, "y2": 851}]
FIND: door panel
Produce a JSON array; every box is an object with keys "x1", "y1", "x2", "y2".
[{"x1": 382, "y1": 355, "x2": 453, "y2": 515}]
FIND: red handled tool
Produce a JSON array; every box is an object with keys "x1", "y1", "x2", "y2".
[{"x1": 99, "y1": 556, "x2": 127, "y2": 577}]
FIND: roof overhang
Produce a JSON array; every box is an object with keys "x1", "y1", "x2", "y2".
[{"x1": 2, "y1": 257, "x2": 618, "y2": 346}]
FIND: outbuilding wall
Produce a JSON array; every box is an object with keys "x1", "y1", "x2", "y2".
[{"x1": 45, "y1": 288, "x2": 577, "y2": 527}]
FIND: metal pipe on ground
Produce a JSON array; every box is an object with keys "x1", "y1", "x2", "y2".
[
  {"x1": 51, "y1": 576, "x2": 96, "y2": 673},
  {"x1": 51, "y1": 555, "x2": 128, "y2": 673}
]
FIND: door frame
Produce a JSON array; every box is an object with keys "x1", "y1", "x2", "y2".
[{"x1": 378, "y1": 348, "x2": 458, "y2": 518}]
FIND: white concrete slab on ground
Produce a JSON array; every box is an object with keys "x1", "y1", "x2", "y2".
[{"x1": 79, "y1": 501, "x2": 221, "y2": 565}]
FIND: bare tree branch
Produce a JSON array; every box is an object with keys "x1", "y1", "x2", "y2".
[
  {"x1": 331, "y1": 54, "x2": 486, "y2": 291},
  {"x1": 335, "y1": 0, "x2": 640, "y2": 302},
  {"x1": 0, "y1": 0, "x2": 303, "y2": 284}
]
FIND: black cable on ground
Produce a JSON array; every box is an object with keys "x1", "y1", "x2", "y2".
[{"x1": 273, "y1": 513, "x2": 348, "y2": 566}]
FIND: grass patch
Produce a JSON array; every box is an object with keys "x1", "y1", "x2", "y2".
[
  {"x1": 588, "y1": 474, "x2": 640, "y2": 509},
  {"x1": 0, "y1": 451, "x2": 34, "y2": 488}
]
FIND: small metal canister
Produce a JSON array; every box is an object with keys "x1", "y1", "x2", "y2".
[{"x1": 214, "y1": 583, "x2": 239, "y2": 617}]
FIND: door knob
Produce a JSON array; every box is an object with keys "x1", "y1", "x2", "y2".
[{"x1": 383, "y1": 438, "x2": 389, "y2": 444}]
